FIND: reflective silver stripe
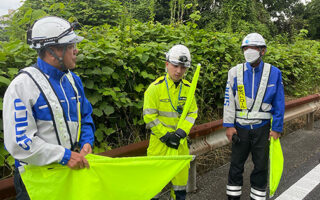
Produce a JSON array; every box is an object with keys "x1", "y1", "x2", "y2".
[
  {"x1": 185, "y1": 116, "x2": 195, "y2": 124},
  {"x1": 236, "y1": 111, "x2": 272, "y2": 119},
  {"x1": 66, "y1": 72, "x2": 81, "y2": 142},
  {"x1": 147, "y1": 119, "x2": 176, "y2": 130},
  {"x1": 187, "y1": 109, "x2": 198, "y2": 115},
  {"x1": 236, "y1": 63, "x2": 272, "y2": 120},
  {"x1": 146, "y1": 118, "x2": 160, "y2": 129},
  {"x1": 227, "y1": 185, "x2": 242, "y2": 190},
  {"x1": 250, "y1": 193, "x2": 266, "y2": 200},
  {"x1": 227, "y1": 190, "x2": 242, "y2": 196},
  {"x1": 172, "y1": 185, "x2": 186, "y2": 191},
  {"x1": 236, "y1": 63, "x2": 244, "y2": 87},
  {"x1": 226, "y1": 185, "x2": 242, "y2": 196},
  {"x1": 159, "y1": 111, "x2": 179, "y2": 118},
  {"x1": 250, "y1": 188, "x2": 266, "y2": 200},
  {"x1": 251, "y1": 188, "x2": 266, "y2": 196},
  {"x1": 22, "y1": 67, "x2": 71, "y2": 148},
  {"x1": 251, "y1": 63, "x2": 271, "y2": 113},
  {"x1": 144, "y1": 110, "x2": 197, "y2": 118},
  {"x1": 143, "y1": 109, "x2": 158, "y2": 115},
  {"x1": 143, "y1": 109, "x2": 180, "y2": 118},
  {"x1": 161, "y1": 122, "x2": 176, "y2": 129}
]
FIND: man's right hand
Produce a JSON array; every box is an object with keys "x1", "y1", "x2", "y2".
[
  {"x1": 226, "y1": 127, "x2": 237, "y2": 142},
  {"x1": 67, "y1": 151, "x2": 89, "y2": 170},
  {"x1": 160, "y1": 132, "x2": 181, "y2": 149}
]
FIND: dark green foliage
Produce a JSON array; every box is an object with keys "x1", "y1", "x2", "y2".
[
  {"x1": 305, "y1": 0, "x2": 320, "y2": 39},
  {"x1": 1, "y1": 0, "x2": 320, "y2": 177},
  {"x1": 0, "y1": 28, "x2": 9, "y2": 42},
  {"x1": 1, "y1": 21, "x2": 320, "y2": 156},
  {"x1": 199, "y1": 0, "x2": 273, "y2": 36},
  {"x1": 4, "y1": 0, "x2": 123, "y2": 41}
]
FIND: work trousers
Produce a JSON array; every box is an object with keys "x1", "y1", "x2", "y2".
[
  {"x1": 151, "y1": 190, "x2": 186, "y2": 200},
  {"x1": 148, "y1": 135, "x2": 189, "y2": 200},
  {"x1": 14, "y1": 168, "x2": 30, "y2": 200},
  {"x1": 226, "y1": 123, "x2": 270, "y2": 200}
]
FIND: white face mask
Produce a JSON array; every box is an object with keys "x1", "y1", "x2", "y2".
[{"x1": 244, "y1": 48, "x2": 260, "y2": 63}]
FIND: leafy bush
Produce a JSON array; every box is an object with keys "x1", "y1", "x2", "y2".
[{"x1": 0, "y1": 20, "x2": 320, "y2": 174}]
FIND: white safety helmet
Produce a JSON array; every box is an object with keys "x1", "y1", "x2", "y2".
[
  {"x1": 27, "y1": 16, "x2": 83, "y2": 49},
  {"x1": 241, "y1": 33, "x2": 266, "y2": 48},
  {"x1": 166, "y1": 44, "x2": 191, "y2": 67}
]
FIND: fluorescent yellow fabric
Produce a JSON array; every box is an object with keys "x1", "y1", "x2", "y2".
[
  {"x1": 167, "y1": 64, "x2": 201, "y2": 156},
  {"x1": 269, "y1": 137, "x2": 284, "y2": 197},
  {"x1": 20, "y1": 154, "x2": 193, "y2": 200},
  {"x1": 143, "y1": 73, "x2": 197, "y2": 155},
  {"x1": 147, "y1": 136, "x2": 190, "y2": 188},
  {"x1": 143, "y1": 74, "x2": 198, "y2": 139},
  {"x1": 143, "y1": 68, "x2": 199, "y2": 189},
  {"x1": 177, "y1": 64, "x2": 201, "y2": 131}
]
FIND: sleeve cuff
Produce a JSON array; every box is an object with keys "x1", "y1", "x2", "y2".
[
  {"x1": 272, "y1": 128, "x2": 283, "y2": 133},
  {"x1": 59, "y1": 148, "x2": 71, "y2": 166},
  {"x1": 223, "y1": 123, "x2": 234, "y2": 128}
]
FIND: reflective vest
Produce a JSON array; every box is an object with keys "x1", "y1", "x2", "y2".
[
  {"x1": 236, "y1": 63, "x2": 272, "y2": 120},
  {"x1": 20, "y1": 66, "x2": 81, "y2": 149}
]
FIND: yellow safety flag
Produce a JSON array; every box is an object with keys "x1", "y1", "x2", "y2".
[
  {"x1": 269, "y1": 137, "x2": 284, "y2": 197},
  {"x1": 20, "y1": 154, "x2": 193, "y2": 200},
  {"x1": 167, "y1": 63, "x2": 201, "y2": 156}
]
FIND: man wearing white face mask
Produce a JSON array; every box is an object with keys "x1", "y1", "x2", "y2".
[{"x1": 223, "y1": 33, "x2": 285, "y2": 200}]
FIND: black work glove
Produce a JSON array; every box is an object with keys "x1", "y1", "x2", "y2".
[
  {"x1": 174, "y1": 128, "x2": 187, "y2": 139},
  {"x1": 159, "y1": 129, "x2": 187, "y2": 149},
  {"x1": 159, "y1": 132, "x2": 172, "y2": 143},
  {"x1": 160, "y1": 132, "x2": 178, "y2": 149}
]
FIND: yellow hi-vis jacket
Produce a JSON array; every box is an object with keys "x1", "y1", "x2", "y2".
[{"x1": 143, "y1": 74, "x2": 198, "y2": 156}]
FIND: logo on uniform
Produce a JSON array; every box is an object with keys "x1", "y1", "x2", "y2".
[{"x1": 160, "y1": 99, "x2": 171, "y2": 102}]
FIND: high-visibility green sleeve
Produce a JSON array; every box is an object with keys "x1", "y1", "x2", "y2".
[{"x1": 143, "y1": 84, "x2": 170, "y2": 139}]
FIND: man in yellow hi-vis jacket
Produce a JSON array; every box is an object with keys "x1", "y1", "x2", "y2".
[{"x1": 143, "y1": 44, "x2": 198, "y2": 200}]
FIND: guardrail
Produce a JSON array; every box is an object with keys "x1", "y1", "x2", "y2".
[{"x1": 1, "y1": 94, "x2": 320, "y2": 199}]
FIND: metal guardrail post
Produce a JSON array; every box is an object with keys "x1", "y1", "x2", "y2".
[
  {"x1": 306, "y1": 111, "x2": 315, "y2": 130},
  {"x1": 187, "y1": 157, "x2": 197, "y2": 193}
]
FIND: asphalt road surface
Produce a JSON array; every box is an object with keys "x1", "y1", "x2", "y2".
[{"x1": 159, "y1": 120, "x2": 320, "y2": 200}]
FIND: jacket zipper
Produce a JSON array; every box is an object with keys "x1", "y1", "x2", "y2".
[
  {"x1": 60, "y1": 74, "x2": 71, "y2": 121},
  {"x1": 250, "y1": 68, "x2": 255, "y2": 129}
]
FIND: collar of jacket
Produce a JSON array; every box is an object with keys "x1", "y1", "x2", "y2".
[
  {"x1": 166, "y1": 73, "x2": 186, "y2": 89},
  {"x1": 37, "y1": 57, "x2": 68, "y2": 80},
  {"x1": 245, "y1": 60, "x2": 264, "y2": 73}
]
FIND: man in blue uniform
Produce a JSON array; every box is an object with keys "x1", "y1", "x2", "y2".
[
  {"x1": 223, "y1": 33, "x2": 285, "y2": 200},
  {"x1": 3, "y1": 16, "x2": 95, "y2": 200}
]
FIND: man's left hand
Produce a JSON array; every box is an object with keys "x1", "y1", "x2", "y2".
[
  {"x1": 80, "y1": 143, "x2": 92, "y2": 156},
  {"x1": 269, "y1": 130, "x2": 280, "y2": 140}
]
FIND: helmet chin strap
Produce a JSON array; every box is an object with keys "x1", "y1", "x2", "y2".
[{"x1": 47, "y1": 46, "x2": 68, "y2": 71}]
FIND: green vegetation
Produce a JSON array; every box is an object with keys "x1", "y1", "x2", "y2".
[{"x1": 0, "y1": 0, "x2": 320, "y2": 177}]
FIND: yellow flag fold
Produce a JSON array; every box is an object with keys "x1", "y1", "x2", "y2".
[
  {"x1": 20, "y1": 154, "x2": 193, "y2": 200},
  {"x1": 269, "y1": 137, "x2": 284, "y2": 197}
]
